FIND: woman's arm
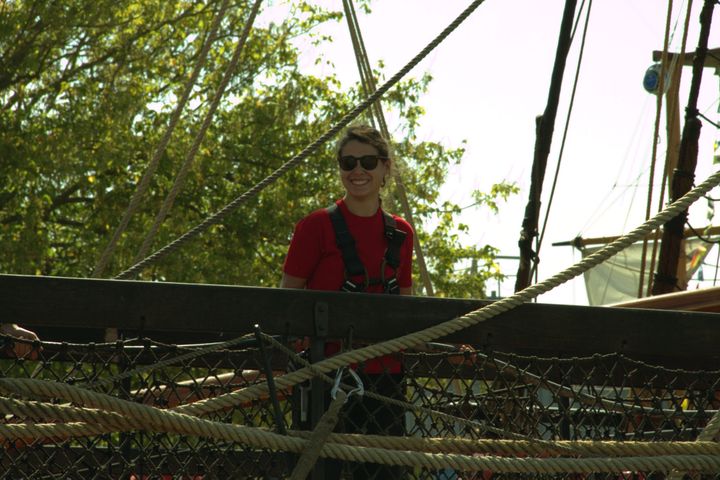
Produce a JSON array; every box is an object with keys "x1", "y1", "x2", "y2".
[
  {"x1": 1, "y1": 323, "x2": 40, "y2": 358},
  {"x1": 280, "y1": 273, "x2": 307, "y2": 289}
]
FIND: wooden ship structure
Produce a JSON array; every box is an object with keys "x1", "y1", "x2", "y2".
[{"x1": 2, "y1": 0, "x2": 720, "y2": 478}]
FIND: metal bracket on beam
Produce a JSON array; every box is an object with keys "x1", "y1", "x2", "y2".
[
  {"x1": 314, "y1": 302, "x2": 328, "y2": 338},
  {"x1": 310, "y1": 302, "x2": 329, "y2": 480}
]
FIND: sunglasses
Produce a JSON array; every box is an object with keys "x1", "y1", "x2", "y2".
[{"x1": 338, "y1": 154, "x2": 387, "y2": 171}]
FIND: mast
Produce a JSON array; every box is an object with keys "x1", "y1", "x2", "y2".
[
  {"x1": 652, "y1": 0, "x2": 717, "y2": 296},
  {"x1": 515, "y1": 0, "x2": 578, "y2": 292}
]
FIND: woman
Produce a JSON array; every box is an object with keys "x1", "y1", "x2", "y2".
[
  {"x1": 281, "y1": 124, "x2": 413, "y2": 295},
  {"x1": 281, "y1": 124, "x2": 412, "y2": 478}
]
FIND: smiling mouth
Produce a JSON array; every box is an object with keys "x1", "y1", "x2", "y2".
[{"x1": 350, "y1": 179, "x2": 370, "y2": 185}]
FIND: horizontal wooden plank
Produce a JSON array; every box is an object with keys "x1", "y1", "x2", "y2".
[{"x1": 2, "y1": 274, "x2": 720, "y2": 369}]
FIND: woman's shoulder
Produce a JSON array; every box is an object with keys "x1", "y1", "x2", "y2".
[
  {"x1": 295, "y1": 204, "x2": 333, "y2": 229},
  {"x1": 387, "y1": 212, "x2": 414, "y2": 236}
]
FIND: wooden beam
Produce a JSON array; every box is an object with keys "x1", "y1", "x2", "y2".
[
  {"x1": 653, "y1": 0, "x2": 717, "y2": 295},
  {"x1": 652, "y1": 47, "x2": 720, "y2": 69},
  {"x1": 2, "y1": 274, "x2": 719, "y2": 369},
  {"x1": 552, "y1": 225, "x2": 720, "y2": 248}
]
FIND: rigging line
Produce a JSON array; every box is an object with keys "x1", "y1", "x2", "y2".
[
  {"x1": 347, "y1": 0, "x2": 389, "y2": 135},
  {"x1": 342, "y1": 0, "x2": 377, "y2": 129},
  {"x1": 698, "y1": 111, "x2": 720, "y2": 129},
  {"x1": 530, "y1": 0, "x2": 590, "y2": 287},
  {"x1": 646, "y1": 0, "x2": 694, "y2": 297},
  {"x1": 532, "y1": 0, "x2": 593, "y2": 281},
  {"x1": 530, "y1": 0, "x2": 592, "y2": 288},
  {"x1": 79, "y1": 333, "x2": 257, "y2": 391},
  {"x1": 114, "y1": 0, "x2": 489, "y2": 280},
  {"x1": 342, "y1": 0, "x2": 436, "y2": 296},
  {"x1": 578, "y1": 97, "x2": 655, "y2": 234},
  {"x1": 713, "y1": 237, "x2": 720, "y2": 286},
  {"x1": 92, "y1": 0, "x2": 231, "y2": 278},
  {"x1": 515, "y1": 0, "x2": 579, "y2": 292},
  {"x1": 637, "y1": 0, "x2": 676, "y2": 298},
  {"x1": 669, "y1": 0, "x2": 688, "y2": 44},
  {"x1": 345, "y1": 0, "x2": 387, "y2": 136},
  {"x1": 568, "y1": 0, "x2": 588, "y2": 41},
  {"x1": 685, "y1": 220, "x2": 720, "y2": 243},
  {"x1": 652, "y1": 0, "x2": 717, "y2": 299},
  {"x1": 130, "y1": 0, "x2": 263, "y2": 269}
]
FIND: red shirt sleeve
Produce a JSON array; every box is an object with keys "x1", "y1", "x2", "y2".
[
  {"x1": 283, "y1": 211, "x2": 324, "y2": 280},
  {"x1": 397, "y1": 218, "x2": 414, "y2": 288}
]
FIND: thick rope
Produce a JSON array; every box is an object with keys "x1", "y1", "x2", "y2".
[
  {"x1": 170, "y1": 166, "x2": 720, "y2": 417},
  {"x1": 114, "y1": 0, "x2": 488, "y2": 279},
  {"x1": 3, "y1": 388, "x2": 720, "y2": 474},
  {"x1": 260, "y1": 333, "x2": 578, "y2": 455},
  {"x1": 4, "y1": 392, "x2": 720, "y2": 460},
  {"x1": 669, "y1": 374, "x2": 720, "y2": 479},
  {"x1": 130, "y1": 0, "x2": 263, "y2": 267},
  {"x1": 92, "y1": 0, "x2": 231, "y2": 278},
  {"x1": 7, "y1": 169, "x2": 718, "y2": 473},
  {"x1": 4, "y1": 390, "x2": 720, "y2": 461},
  {"x1": 289, "y1": 390, "x2": 346, "y2": 480}
]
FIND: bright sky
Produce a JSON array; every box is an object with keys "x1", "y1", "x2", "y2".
[{"x1": 261, "y1": 1, "x2": 720, "y2": 304}]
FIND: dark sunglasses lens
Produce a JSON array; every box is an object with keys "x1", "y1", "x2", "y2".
[
  {"x1": 359, "y1": 156, "x2": 380, "y2": 170},
  {"x1": 339, "y1": 155, "x2": 381, "y2": 171},
  {"x1": 338, "y1": 156, "x2": 357, "y2": 171}
]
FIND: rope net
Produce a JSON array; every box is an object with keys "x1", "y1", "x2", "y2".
[{"x1": 1, "y1": 335, "x2": 719, "y2": 479}]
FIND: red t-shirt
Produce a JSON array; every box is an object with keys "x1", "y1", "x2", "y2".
[{"x1": 283, "y1": 199, "x2": 414, "y2": 373}]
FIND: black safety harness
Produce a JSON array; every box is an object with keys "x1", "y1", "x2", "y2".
[{"x1": 327, "y1": 204, "x2": 407, "y2": 294}]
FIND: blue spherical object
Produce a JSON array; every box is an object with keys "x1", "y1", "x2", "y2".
[{"x1": 643, "y1": 63, "x2": 668, "y2": 94}]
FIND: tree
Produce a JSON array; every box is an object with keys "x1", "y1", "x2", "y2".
[{"x1": 0, "y1": 0, "x2": 515, "y2": 298}]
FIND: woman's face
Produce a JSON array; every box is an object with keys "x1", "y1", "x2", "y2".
[{"x1": 338, "y1": 140, "x2": 388, "y2": 201}]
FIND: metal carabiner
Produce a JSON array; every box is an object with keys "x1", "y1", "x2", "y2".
[{"x1": 331, "y1": 367, "x2": 364, "y2": 402}]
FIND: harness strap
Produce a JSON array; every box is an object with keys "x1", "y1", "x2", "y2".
[
  {"x1": 326, "y1": 204, "x2": 407, "y2": 294},
  {"x1": 327, "y1": 204, "x2": 367, "y2": 280},
  {"x1": 382, "y1": 211, "x2": 406, "y2": 269}
]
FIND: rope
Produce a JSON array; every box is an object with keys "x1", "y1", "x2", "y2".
[
  {"x1": 652, "y1": 0, "x2": 716, "y2": 295},
  {"x1": 129, "y1": 0, "x2": 263, "y2": 268},
  {"x1": 515, "y1": 0, "x2": 579, "y2": 292},
  {"x1": 172, "y1": 164, "x2": 720, "y2": 417},
  {"x1": 92, "y1": 0, "x2": 231, "y2": 278},
  {"x1": 637, "y1": 0, "x2": 675, "y2": 297},
  {"x1": 3, "y1": 390, "x2": 720, "y2": 460},
  {"x1": 260, "y1": 333, "x2": 578, "y2": 455},
  {"x1": 342, "y1": 0, "x2": 379, "y2": 128},
  {"x1": 4, "y1": 393, "x2": 720, "y2": 460},
  {"x1": 10, "y1": 166, "x2": 718, "y2": 475},
  {"x1": 114, "y1": 0, "x2": 488, "y2": 280},
  {"x1": 80, "y1": 333, "x2": 256, "y2": 390},
  {"x1": 291, "y1": 433, "x2": 720, "y2": 458},
  {"x1": 4, "y1": 387, "x2": 720, "y2": 473},
  {"x1": 289, "y1": 390, "x2": 346, "y2": 480},
  {"x1": 698, "y1": 111, "x2": 720, "y2": 129},
  {"x1": 644, "y1": 0, "x2": 694, "y2": 297},
  {"x1": 342, "y1": 0, "x2": 436, "y2": 296}
]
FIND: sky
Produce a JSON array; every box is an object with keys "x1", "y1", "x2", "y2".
[{"x1": 260, "y1": 1, "x2": 720, "y2": 305}]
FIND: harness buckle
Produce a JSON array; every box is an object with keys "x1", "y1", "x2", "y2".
[
  {"x1": 384, "y1": 277, "x2": 400, "y2": 295},
  {"x1": 380, "y1": 259, "x2": 400, "y2": 294},
  {"x1": 340, "y1": 279, "x2": 364, "y2": 293}
]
